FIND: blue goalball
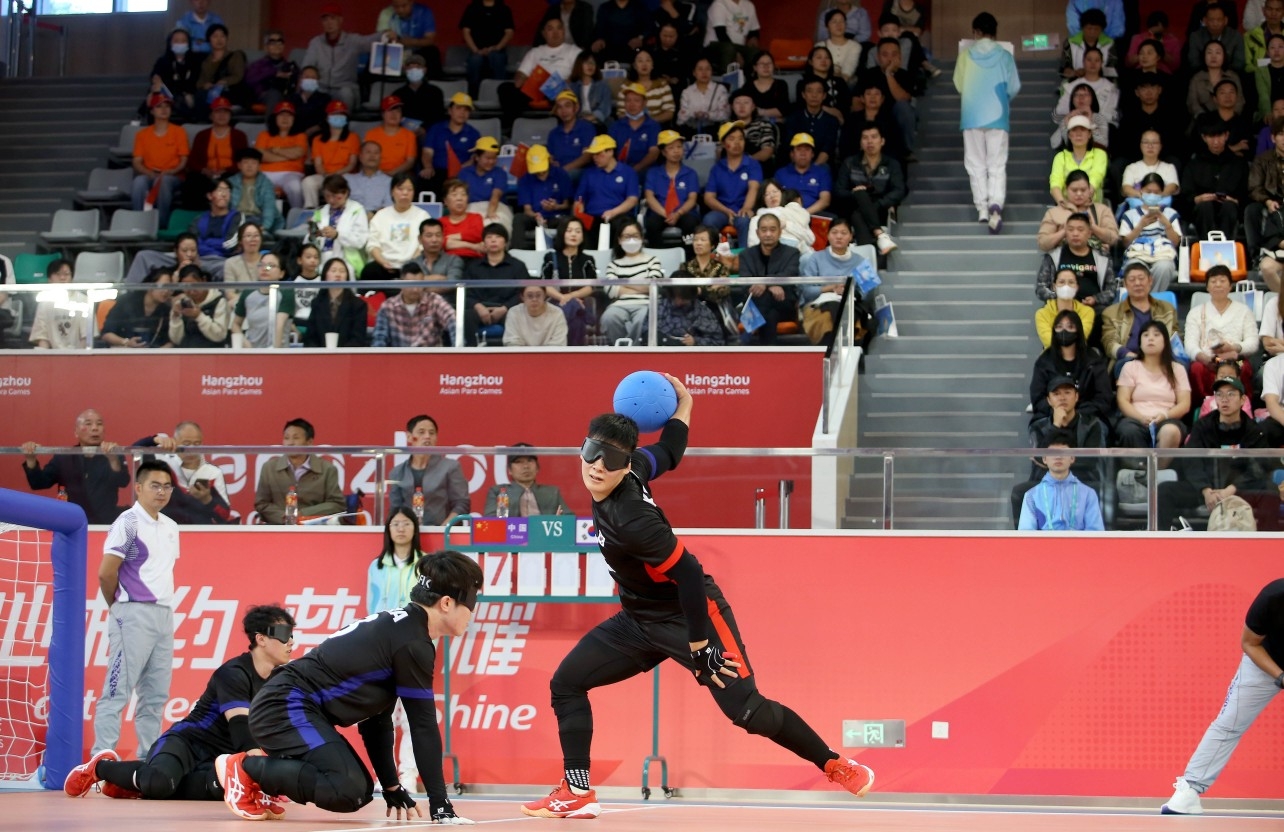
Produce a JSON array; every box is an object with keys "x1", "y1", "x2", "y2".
[{"x1": 613, "y1": 371, "x2": 678, "y2": 433}]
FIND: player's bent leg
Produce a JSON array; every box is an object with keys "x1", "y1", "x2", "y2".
[
  {"x1": 131, "y1": 753, "x2": 185, "y2": 800},
  {"x1": 96, "y1": 758, "x2": 146, "y2": 798},
  {"x1": 244, "y1": 740, "x2": 374, "y2": 814},
  {"x1": 63, "y1": 748, "x2": 120, "y2": 797},
  {"x1": 216, "y1": 752, "x2": 267, "y2": 820}
]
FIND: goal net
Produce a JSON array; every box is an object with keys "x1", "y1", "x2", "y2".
[
  {"x1": 0, "y1": 489, "x2": 88, "y2": 791},
  {"x1": 0, "y1": 523, "x2": 52, "y2": 784}
]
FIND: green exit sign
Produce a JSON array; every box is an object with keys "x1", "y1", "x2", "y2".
[
  {"x1": 1022, "y1": 33, "x2": 1059, "y2": 51},
  {"x1": 842, "y1": 719, "x2": 906, "y2": 748}
]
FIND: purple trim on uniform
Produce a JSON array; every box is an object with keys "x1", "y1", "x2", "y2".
[
  {"x1": 219, "y1": 700, "x2": 251, "y2": 713},
  {"x1": 112, "y1": 510, "x2": 161, "y2": 603},
  {"x1": 395, "y1": 686, "x2": 434, "y2": 700},
  {"x1": 287, "y1": 688, "x2": 327, "y2": 750},
  {"x1": 639, "y1": 448, "x2": 657, "y2": 480}
]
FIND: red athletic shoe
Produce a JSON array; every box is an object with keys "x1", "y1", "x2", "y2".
[
  {"x1": 824, "y1": 757, "x2": 875, "y2": 797},
  {"x1": 216, "y1": 752, "x2": 266, "y2": 821},
  {"x1": 101, "y1": 781, "x2": 142, "y2": 799},
  {"x1": 63, "y1": 749, "x2": 119, "y2": 797},
  {"x1": 520, "y1": 779, "x2": 602, "y2": 819},
  {"x1": 260, "y1": 793, "x2": 288, "y2": 820}
]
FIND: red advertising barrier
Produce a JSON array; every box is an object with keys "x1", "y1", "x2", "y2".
[
  {"x1": 59, "y1": 529, "x2": 1284, "y2": 798},
  {"x1": 0, "y1": 350, "x2": 819, "y2": 528}
]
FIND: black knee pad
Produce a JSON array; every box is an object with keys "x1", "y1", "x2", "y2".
[
  {"x1": 730, "y1": 691, "x2": 784, "y2": 738},
  {"x1": 135, "y1": 765, "x2": 178, "y2": 800}
]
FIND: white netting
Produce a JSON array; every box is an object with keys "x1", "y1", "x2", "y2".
[{"x1": 0, "y1": 524, "x2": 52, "y2": 782}]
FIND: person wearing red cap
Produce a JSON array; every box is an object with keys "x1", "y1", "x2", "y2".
[
  {"x1": 302, "y1": 3, "x2": 384, "y2": 111},
  {"x1": 303, "y1": 101, "x2": 361, "y2": 209},
  {"x1": 184, "y1": 96, "x2": 247, "y2": 208},
  {"x1": 365, "y1": 96, "x2": 420, "y2": 177},
  {"x1": 131, "y1": 94, "x2": 190, "y2": 227},
  {"x1": 255, "y1": 101, "x2": 309, "y2": 209}
]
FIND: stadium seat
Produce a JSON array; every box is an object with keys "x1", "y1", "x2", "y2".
[
  {"x1": 470, "y1": 118, "x2": 502, "y2": 143},
  {"x1": 14, "y1": 253, "x2": 59, "y2": 284},
  {"x1": 511, "y1": 248, "x2": 545, "y2": 276},
  {"x1": 689, "y1": 156, "x2": 715, "y2": 188},
  {"x1": 99, "y1": 210, "x2": 160, "y2": 244},
  {"x1": 770, "y1": 40, "x2": 814, "y2": 71},
  {"x1": 239, "y1": 122, "x2": 267, "y2": 145},
  {"x1": 74, "y1": 251, "x2": 125, "y2": 284},
  {"x1": 507, "y1": 45, "x2": 531, "y2": 75},
  {"x1": 276, "y1": 207, "x2": 313, "y2": 240},
  {"x1": 511, "y1": 117, "x2": 557, "y2": 149},
  {"x1": 40, "y1": 209, "x2": 100, "y2": 246},
  {"x1": 430, "y1": 80, "x2": 467, "y2": 101},
  {"x1": 157, "y1": 208, "x2": 202, "y2": 241},
  {"x1": 1152, "y1": 290, "x2": 1178, "y2": 312},
  {"x1": 182, "y1": 122, "x2": 209, "y2": 144},
  {"x1": 75, "y1": 167, "x2": 133, "y2": 208},
  {"x1": 443, "y1": 46, "x2": 469, "y2": 77},
  {"x1": 108, "y1": 123, "x2": 141, "y2": 165},
  {"x1": 475, "y1": 79, "x2": 504, "y2": 113},
  {"x1": 646, "y1": 247, "x2": 684, "y2": 276}
]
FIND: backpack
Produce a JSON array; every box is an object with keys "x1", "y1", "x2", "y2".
[{"x1": 1206, "y1": 495, "x2": 1257, "y2": 532}]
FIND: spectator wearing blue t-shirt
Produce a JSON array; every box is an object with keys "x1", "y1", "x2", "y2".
[
  {"x1": 773, "y1": 133, "x2": 833, "y2": 215},
  {"x1": 175, "y1": 0, "x2": 225, "y2": 54},
  {"x1": 547, "y1": 90, "x2": 596, "y2": 182},
  {"x1": 457, "y1": 136, "x2": 513, "y2": 233},
  {"x1": 575, "y1": 134, "x2": 640, "y2": 245},
  {"x1": 514, "y1": 145, "x2": 573, "y2": 249},
  {"x1": 642, "y1": 131, "x2": 701, "y2": 247},
  {"x1": 608, "y1": 83, "x2": 662, "y2": 174},
  {"x1": 421, "y1": 92, "x2": 481, "y2": 197},
  {"x1": 377, "y1": 1, "x2": 442, "y2": 76},
  {"x1": 702, "y1": 121, "x2": 763, "y2": 246}
]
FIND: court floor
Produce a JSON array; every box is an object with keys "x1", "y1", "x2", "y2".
[{"x1": 3, "y1": 790, "x2": 1281, "y2": 832}]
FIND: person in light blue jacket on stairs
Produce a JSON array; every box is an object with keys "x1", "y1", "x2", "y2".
[{"x1": 954, "y1": 12, "x2": 1021, "y2": 234}]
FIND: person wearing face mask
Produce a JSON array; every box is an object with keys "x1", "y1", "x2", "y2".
[
  {"x1": 608, "y1": 84, "x2": 662, "y2": 175},
  {"x1": 1119, "y1": 173, "x2": 1182, "y2": 291},
  {"x1": 1029, "y1": 310, "x2": 1114, "y2": 425},
  {"x1": 391, "y1": 53, "x2": 445, "y2": 136},
  {"x1": 148, "y1": 29, "x2": 203, "y2": 123},
  {"x1": 1036, "y1": 269, "x2": 1097, "y2": 350},
  {"x1": 287, "y1": 66, "x2": 333, "y2": 140},
  {"x1": 1035, "y1": 212, "x2": 1117, "y2": 326},
  {"x1": 303, "y1": 102, "x2": 361, "y2": 209},
  {"x1": 600, "y1": 220, "x2": 664, "y2": 345}
]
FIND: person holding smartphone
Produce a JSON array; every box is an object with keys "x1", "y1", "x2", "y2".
[
  {"x1": 132, "y1": 421, "x2": 237, "y2": 525},
  {"x1": 1181, "y1": 120, "x2": 1249, "y2": 239}
]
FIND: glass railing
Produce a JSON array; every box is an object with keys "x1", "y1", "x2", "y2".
[
  {"x1": 0, "y1": 275, "x2": 852, "y2": 350},
  {"x1": 2, "y1": 445, "x2": 1279, "y2": 533}
]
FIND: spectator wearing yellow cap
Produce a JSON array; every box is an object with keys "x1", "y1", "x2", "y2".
[
  {"x1": 498, "y1": 17, "x2": 581, "y2": 126},
  {"x1": 458, "y1": 136, "x2": 513, "y2": 233},
  {"x1": 608, "y1": 83, "x2": 663, "y2": 174},
  {"x1": 774, "y1": 133, "x2": 833, "y2": 215},
  {"x1": 515, "y1": 145, "x2": 573, "y2": 248},
  {"x1": 643, "y1": 130, "x2": 701, "y2": 247},
  {"x1": 421, "y1": 92, "x2": 481, "y2": 196},
  {"x1": 575, "y1": 134, "x2": 641, "y2": 241},
  {"x1": 702, "y1": 120, "x2": 764, "y2": 246},
  {"x1": 547, "y1": 91, "x2": 596, "y2": 181},
  {"x1": 614, "y1": 48, "x2": 675, "y2": 125},
  {"x1": 364, "y1": 95, "x2": 419, "y2": 177}
]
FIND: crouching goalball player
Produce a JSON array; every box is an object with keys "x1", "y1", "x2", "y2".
[
  {"x1": 215, "y1": 550, "x2": 482, "y2": 823},
  {"x1": 64, "y1": 604, "x2": 295, "y2": 815}
]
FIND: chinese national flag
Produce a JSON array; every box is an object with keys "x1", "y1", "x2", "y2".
[
  {"x1": 446, "y1": 143, "x2": 463, "y2": 178},
  {"x1": 510, "y1": 143, "x2": 529, "y2": 179},
  {"x1": 618, "y1": 139, "x2": 631, "y2": 165},
  {"x1": 473, "y1": 519, "x2": 508, "y2": 544}
]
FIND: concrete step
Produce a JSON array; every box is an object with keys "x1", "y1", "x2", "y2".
[
  {"x1": 887, "y1": 249, "x2": 1042, "y2": 271},
  {"x1": 897, "y1": 188, "x2": 1051, "y2": 203},
  {"x1": 911, "y1": 173, "x2": 1050, "y2": 192},
  {"x1": 886, "y1": 268, "x2": 1037, "y2": 282},
  {"x1": 858, "y1": 412, "x2": 1031, "y2": 436},
  {"x1": 886, "y1": 234, "x2": 1042, "y2": 252},
  {"x1": 897, "y1": 203, "x2": 1047, "y2": 223},
  {"x1": 862, "y1": 390, "x2": 1030, "y2": 413},
  {"x1": 865, "y1": 350, "x2": 1034, "y2": 370},
  {"x1": 894, "y1": 221, "x2": 1043, "y2": 237},
  {"x1": 0, "y1": 157, "x2": 100, "y2": 173},
  {"x1": 861, "y1": 370, "x2": 1030, "y2": 395},
  {"x1": 870, "y1": 335, "x2": 1034, "y2": 355},
  {"x1": 887, "y1": 315, "x2": 1033, "y2": 334}
]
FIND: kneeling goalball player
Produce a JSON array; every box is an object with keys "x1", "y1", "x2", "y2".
[
  {"x1": 216, "y1": 551, "x2": 481, "y2": 823},
  {"x1": 64, "y1": 604, "x2": 295, "y2": 814},
  {"x1": 521, "y1": 373, "x2": 874, "y2": 819}
]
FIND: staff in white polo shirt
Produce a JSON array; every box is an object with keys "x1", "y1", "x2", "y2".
[{"x1": 93, "y1": 460, "x2": 181, "y2": 761}]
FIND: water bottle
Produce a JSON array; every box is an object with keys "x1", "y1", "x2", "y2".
[
  {"x1": 412, "y1": 486, "x2": 425, "y2": 523},
  {"x1": 496, "y1": 486, "x2": 509, "y2": 518},
  {"x1": 57, "y1": 487, "x2": 68, "y2": 501},
  {"x1": 284, "y1": 485, "x2": 299, "y2": 525}
]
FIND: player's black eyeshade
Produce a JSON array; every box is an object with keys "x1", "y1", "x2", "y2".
[
  {"x1": 580, "y1": 437, "x2": 631, "y2": 471},
  {"x1": 261, "y1": 624, "x2": 294, "y2": 644}
]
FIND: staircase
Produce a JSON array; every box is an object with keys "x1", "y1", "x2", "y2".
[
  {"x1": 0, "y1": 75, "x2": 142, "y2": 262},
  {"x1": 847, "y1": 61, "x2": 1063, "y2": 530}
]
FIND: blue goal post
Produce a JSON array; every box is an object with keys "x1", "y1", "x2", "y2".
[{"x1": 0, "y1": 488, "x2": 87, "y2": 790}]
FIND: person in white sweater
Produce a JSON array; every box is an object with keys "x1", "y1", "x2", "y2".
[
  {"x1": 601, "y1": 220, "x2": 665, "y2": 345},
  {"x1": 747, "y1": 180, "x2": 815, "y2": 250},
  {"x1": 361, "y1": 172, "x2": 429, "y2": 283},
  {"x1": 1185, "y1": 265, "x2": 1260, "y2": 401},
  {"x1": 503, "y1": 285, "x2": 569, "y2": 347}
]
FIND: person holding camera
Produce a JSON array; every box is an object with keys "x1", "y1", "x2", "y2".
[
  {"x1": 168, "y1": 264, "x2": 230, "y2": 349},
  {"x1": 131, "y1": 421, "x2": 237, "y2": 525}
]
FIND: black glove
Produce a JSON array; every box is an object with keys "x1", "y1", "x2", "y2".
[
  {"x1": 430, "y1": 795, "x2": 476, "y2": 825},
  {"x1": 1276, "y1": 672, "x2": 1284, "y2": 690},
  {"x1": 383, "y1": 786, "x2": 418, "y2": 819},
  {"x1": 689, "y1": 643, "x2": 739, "y2": 687}
]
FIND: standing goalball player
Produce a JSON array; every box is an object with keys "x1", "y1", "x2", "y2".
[
  {"x1": 215, "y1": 551, "x2": 482, "y2": 823},
  {"x1": 521, "y1": 373, "x2": 874, "y2": 819},
  {"x1": 63, "y1": 605, "x2": 295, "y2": 813}
]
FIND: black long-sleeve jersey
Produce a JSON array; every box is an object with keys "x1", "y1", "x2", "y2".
[
  {"x1": 165, "y1": 652, "x2": 262, "y2": 753},
  {"x1": 255, "y1": 603, "x2": 445, "y2": 797},
  {"x1": 590, "y1": 419, "x2": 719, "y2": 643}
]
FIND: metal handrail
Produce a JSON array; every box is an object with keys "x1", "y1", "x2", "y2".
[{"x1": 4, "y1": 0, "x2": 65, "y2": 78}]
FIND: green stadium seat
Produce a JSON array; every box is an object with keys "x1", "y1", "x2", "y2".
[{"x1": 157, "y1": 209, "x2": 202, "y2": 242}]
